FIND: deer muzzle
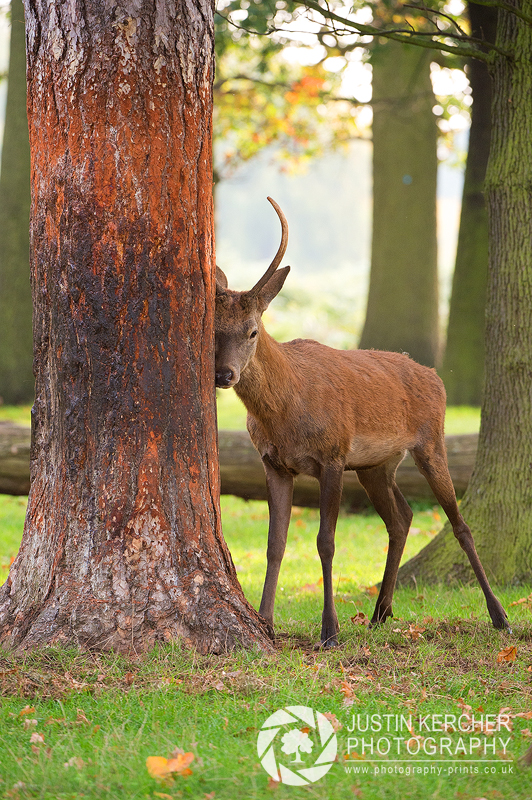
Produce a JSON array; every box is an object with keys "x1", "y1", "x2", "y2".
[{"x1": 215, "y1": 368, "x2": 238, "y2": 388}]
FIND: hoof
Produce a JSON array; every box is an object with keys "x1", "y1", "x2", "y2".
[
  {"x1": 369, "y1": 615, "x2": 390, "y2": 628},
  {"x1": 316, "y1": 636, "x2": 339, "y2": 650},
  {"x1": 493, "y1": 618, "x2": 512, "y2": 634},
  {"x1": 488, "y1": 601, "x2": 511, "y2": 633},
  {"x1": 259, "y1": 614, "x2": 275, "y2": 640}
]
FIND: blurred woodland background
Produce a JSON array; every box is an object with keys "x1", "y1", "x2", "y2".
[{"x1": 0, "y1": 0, "x2": 490, "y2": 407}]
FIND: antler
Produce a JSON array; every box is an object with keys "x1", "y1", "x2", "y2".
[{"x1": 246, "y1": 197, "x2": 289, "y2": 297}]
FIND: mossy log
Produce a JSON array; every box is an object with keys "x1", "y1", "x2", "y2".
[
  {"x1": 0, "y1": 421, "x2": 30, "y2": 495},
  {"x1": 1, "y1": 423, "x2": 478, "y2": 508},
  {"x1": 219, "y1": 430, "x2": 477, "y2": 510}
]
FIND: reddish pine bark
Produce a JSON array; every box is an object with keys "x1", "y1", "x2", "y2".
[{"x1": 0, "y1": 0, "x2": 271, "y2": 653}]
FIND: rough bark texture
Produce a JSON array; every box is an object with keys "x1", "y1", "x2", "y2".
[
  {"x1": 440, "y1": 3, "x2": 497, "y2": 405},
  {"x1": 0, "y1": 423, "x2": 479, "y2": 505},
  {"x1": 0, "y1": 0, "x2": 271, "y2": 654},
  {"x1": 359, "y1": 41, "x2": 439, "y2": 367},
  {"x1": 0, "y1": 0, "x2": 33, "y2": 404},
  {"x1": 398, "y1": 1, "x2": 532, "y2": 586}
]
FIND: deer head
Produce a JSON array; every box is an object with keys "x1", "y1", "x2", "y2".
[{"x1": 215, "y1": 197, "x2": 290, "y2": 388}]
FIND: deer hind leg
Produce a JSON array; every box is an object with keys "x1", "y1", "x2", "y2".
[
  {"x1": 411, "y1": 440, "x2": 510, "y2": 631},
  {"x1": 258, "y1": 457, "x2": 294, "y2": 632},
  {"x1": 356, "y1": 453, "x2": 413, "y2": 625},
  {"x1": 317, "y1": 463, "x2": 345, "y2": 647}
]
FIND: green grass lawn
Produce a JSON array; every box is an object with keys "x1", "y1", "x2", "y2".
[{"x1": 2, "y1": 404, "x2": 531, "y2": 799}]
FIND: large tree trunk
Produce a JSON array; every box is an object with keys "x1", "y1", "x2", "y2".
[
  {"x1": 440, "y1": 2, "x2": 497, "y2": 405},
  {"x1": 0, "y1": 0, "x2": 32, "y2": 404},
  {"x1": 398, "y1": 1, "x2": 532, "y2": 586},
  {"x1": 0, "y1": 1, "x2": 271, "y2": 654},
  {"x1": 359, "y1": 41, "x2": 439, "y2": 367}
]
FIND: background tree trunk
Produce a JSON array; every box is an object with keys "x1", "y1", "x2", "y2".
[
  {"x1": 440, "y1": 2, "x2": 497, "y2": 405},
  {"x1": 398, "y1": 2, "x2": 532, "y2": 587},
  {"x1": 0, "y1": 0, "x2": 32, "y2": 405},
  {"x1": 359, "y1": 41, "x2": 439, "y2": 367},
  {"x1": 0, "y1": 0, "x2": 271, "y2": 654}
]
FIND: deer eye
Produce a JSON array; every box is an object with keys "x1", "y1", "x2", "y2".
[{"x1": 249, "y1": 329, "x2": 258, "y2": 339}]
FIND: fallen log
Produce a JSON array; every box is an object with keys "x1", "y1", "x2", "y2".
[
  {"x1": 0, "y1": 421, "x2": 31, "y2": 495},
  {"x1": 1, "y1": 422, "x2": 478, "y2": 508},
  {"x1": 219, "y1": 430, "x2": 478, "y2": 510}
]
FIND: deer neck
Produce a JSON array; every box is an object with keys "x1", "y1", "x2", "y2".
[{"x1": 234, "y1": 328, "x2": 292, "y2": 422}]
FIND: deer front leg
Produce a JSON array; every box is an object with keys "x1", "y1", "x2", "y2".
[
  {"x1": 317, "y1": 463, "x2": 344, "y2": 648},
  {"x1": 258, "y1": 457, "x2": 294, "y2": 632}
]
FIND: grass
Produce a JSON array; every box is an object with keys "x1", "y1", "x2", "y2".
[
  {"x1": 0, "y1": 590, "x2": 531, "y2": 799},
  {"x1": 1, "y1": 494, "x2": 531, "y2": 799},
  {"x1": 0, "y1": 404, "x2": 32, "y2": 426},
  {"x1": 2, "y1": 404, "x2": 530, "y2": 799}
]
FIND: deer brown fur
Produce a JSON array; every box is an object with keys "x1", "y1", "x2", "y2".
[{"x1": 215, "y1": 197, "x2": 510, "y2": 647}]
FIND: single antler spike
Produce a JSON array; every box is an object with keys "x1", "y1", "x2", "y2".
[{"x1": 247, "y1": 197, "x2": 289, "y2": 297}]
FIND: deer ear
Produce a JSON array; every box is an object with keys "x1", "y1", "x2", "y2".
[
  {"x1": 216, "y1": 266, "x2": 228, "y2": 294},
  {"x1": 258, "y1": 266, "x2": 290, "y2": 310}
]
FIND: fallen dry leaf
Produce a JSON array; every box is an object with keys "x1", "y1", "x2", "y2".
[
  {"x1": 64, "y1": 756, "x2": 85, "y2": 770},
  {"x1": 146, "y1": 752, "x2": 194, "y2": 780},
  {"x1": 340, "y1": 681, "x2": 354, "y2": 698},
  {"x1": 75, "y1": 709, "x2": 90, "y2": 726},
  {"x1": 497, "y1": 646, "x2": 517, "y2": 663},
  {"x1": 19, "y1": 706, "x2": 36, "y2": 717},
  {"x1": 29, "y1": 732, "x2": 45, "y2": 744},
  {"x1": 350, "y1": 612, "x2": 370, "y2": 627},
  {"x1": 509, "y1": 593, "x2": 532, "y2": 607},
  {"x1": 322, "y1": 712, "x2": 342, "y2": 731},
  {"x1": 64, "y1": 672, "x2": 88, "y2": 691}
]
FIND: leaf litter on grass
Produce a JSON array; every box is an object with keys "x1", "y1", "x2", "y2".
[{"x1": 1, "y1": 599, "x2": 532, "y2": 798}]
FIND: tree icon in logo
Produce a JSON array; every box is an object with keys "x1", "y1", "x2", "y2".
[
  {"x1": 281, "y1": 729, "x2": 313, "y2": 763},
  {"x1": 257, "y1": 705, "x2": 337, "y2": 786}
]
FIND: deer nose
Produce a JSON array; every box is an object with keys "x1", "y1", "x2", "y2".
[{"x1": 215, "y1": 369, "x2": 234, "y2": 388}]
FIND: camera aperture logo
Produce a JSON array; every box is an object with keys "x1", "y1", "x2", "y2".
[{"x1": 257, "y1": 705, "x2": 337, "y2": 786}]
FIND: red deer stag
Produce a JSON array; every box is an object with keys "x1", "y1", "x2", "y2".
[{"x1": 215, "y1": 197, "x2": 510, "y2": 647}]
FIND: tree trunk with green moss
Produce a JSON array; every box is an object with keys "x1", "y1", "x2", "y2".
[
  {"x1": 359, "y1": 40, "x2": 439, "y2": 367},
  {"x1": 440, "y1": 2, "x2": 497, "y2": 406},
  {"x1": 0, "y1": 0, "x2": 32, "y2": 405},
  {"x1": 398, "y1": 1, "x2": 532, "y2": 587}
]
